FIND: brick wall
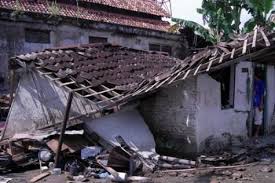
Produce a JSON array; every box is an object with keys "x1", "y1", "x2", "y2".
[{"x1": 139, "y1": 77, "x2": 199, "y2": 158}]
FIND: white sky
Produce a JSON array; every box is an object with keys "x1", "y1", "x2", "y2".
[{"x1": 171, "y1": 0, "x2": 251, "y2": 27}]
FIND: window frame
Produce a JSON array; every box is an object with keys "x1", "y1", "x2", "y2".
[
  {"x1": 89, "y1": 36, "x2": 108, "y2": 44},
  {"x1": 25, "y1": 28, "x2": 51, "y2": 44}
]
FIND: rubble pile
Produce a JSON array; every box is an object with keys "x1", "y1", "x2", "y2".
[
  {"x1": 0, "y1": 94, "x2": 9, "y2": 121},
  {"x1": 199, "y1": 136, "x2": 275, "y2": 167},
  {"x1": 0, "y1": 129, "x2": 197, "y2": 182},
  {"x1": 2, "y1": 129, "x2": 275, "y2": 182}
]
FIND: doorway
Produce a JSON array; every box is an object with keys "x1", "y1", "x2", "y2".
[{"x1": 252, "y1": 64, "x2": 266, "y2": 137}]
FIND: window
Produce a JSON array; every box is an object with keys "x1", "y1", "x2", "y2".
[
  {"x1": 149, "y1": 43, "x2": 172, "y2": 55},
  {"x1": 210, "y1": 65, "x2": 235, "y2": 109},
  {"x1": 25, "y1": 29, "x2": 51, "y2": 44},
  {"x1": 149, "y1": 44, "x2": 161, "y2": 52},
  {"x1": 89, "y1": 36, "x2": 108, "y2": 43},
  {"x1": 161, "y1": 45, "x2": 172, "y2": 55}
]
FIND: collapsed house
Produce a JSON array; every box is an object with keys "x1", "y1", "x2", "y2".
[
  {"x1": 2, "y1": 27, "x2": 275, "y2": 160},
  {"x1": 3, "y1": 44, "x2": 182, "y2": 159},
  {"x1": 0, "y1": 0, "x2": 181, "y2": 91}
]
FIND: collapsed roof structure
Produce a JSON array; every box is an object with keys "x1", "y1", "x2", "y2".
[
  {"x1": 3, "y1": 26, "x2": 275, "y2": 139},
  {"x1": 10, "y1": 44, "x2": 180, "y2": 112}
]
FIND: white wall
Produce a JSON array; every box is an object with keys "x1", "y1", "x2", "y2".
[
  {"x1": 196, "y1": 74, "x2": 249, "y2": 151},
  {"x1": 84, "y1": 109, "x2": 156, "y2": 157},
  {"x1": 266, "y1": 65, "x2": 275, "y2": 133}
]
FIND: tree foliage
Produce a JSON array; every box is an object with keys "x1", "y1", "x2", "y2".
[
  {"x1": 197, "y1": 0, "x2": 244, "y2": 41},
  {"x1": 243, "y1": 0, "x2": 274, "y2": 32},
  {"x1": 196, "y1": 0, "x2": 274, "y2": 40}
]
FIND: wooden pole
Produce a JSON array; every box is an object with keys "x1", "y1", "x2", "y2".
[{"x1": 55, "y1": 92, "x2": 74, "y2": 168}]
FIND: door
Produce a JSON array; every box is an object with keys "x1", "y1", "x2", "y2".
[{"x1": 234, "y1": 61, "x2": 253, "y2": 112}]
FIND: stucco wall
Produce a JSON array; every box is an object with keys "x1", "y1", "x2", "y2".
[
  {"x1": 0, "y1": 19, "x2": 181, "y2": 92},
  {"x1": 139, "y1": 78, "x2": 198, "y2": 158},
  {"x1": 140, "y1": 71, "x2": 251, "y2": 156},
  {"x1": 196, "y1": 74, "x2": 249, "y2": 151}
]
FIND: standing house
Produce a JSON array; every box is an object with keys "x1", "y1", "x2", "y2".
[{"x1": 0, "y1": 0, "x2": 181, "y2": 91}]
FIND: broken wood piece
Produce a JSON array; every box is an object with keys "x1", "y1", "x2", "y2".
[
  {"x1": 230, "y1": 48, "x2": 235, "y2": 59},
  {"x1": 127, "y1": 176, "x2": 152, "y2": 182},
  {"x1": 159, "y1": 155, "x2": 196, "y2": 166},
  {"x1": 218, "y1": 53, "x2": 225, "y2": 63},
  {"x1": 157, "y1": 162, "x2": 257, "y2": 173},
  {"x1": 30, "y1": 172, "x2": 50, "y2": 183},
  {"x1": 252, "y1": 27, "x2": 258, "y2": 48},
  {"x1": 194, "y1": 64, "x2": 202, "y2": 76},
  {"x1": 96, "y1": 154, "x2": 126, "y2": 182},
  {"x1": 242, "y1": 39, "x2": 248, "y2": 54},
  {"x1": 158, "y1": 163, "x2": 192, "y2": 169},
  {"x1": 182, "y1": 69, "x2": 191, "y2": 80},
  {"x1": 206, "y1": 59, "x2": 214, "y2": 72},
  {"x1": 168, "y1": 71, "x2": 182, "y2": 84},
  {"x1": 260, "y1": 29, "x2": 271, "y2": 47},
  {"x1": 55, "y1": 92, "x2": 74, "y2": 168}
]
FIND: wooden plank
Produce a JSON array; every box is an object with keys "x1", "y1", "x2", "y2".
[
  {"x1": 260, "y1": 29, "x2": 271, "y2": 47},
  {"x1": 194, "y1": 64, "x2": 202, "y2": 76},
  {"x1": 218, "y1": 53, "x2": 225, "y2": 63},
  {"x1": 72, "y1": 85, "x2": 93, "y2": 92},
  {"x1": 242, "y1": 39, "x2": 248, "y2": 54},
  {"x1": 155, "y1": 76, "x2": 171, "y2": 89},
  {"x1": 30, "y1": 172, "x2": 50, "y2": 183},
  {"x1": 168, "y1": 71, "x2": 183, "y2": 84},
  {"x1": 101, "y1": 85, "x2": 121, "y2": 96},
  {"x1": 230, "y1": 48, "x2": 236, "y2": 59},
  {"x1": 206, "y1": 58, "x2": 214, "y2": 72},
  {"x1": 182, "y1": 69, "x2": 191, "y2": 80},
  {"x1": 83, "y1": 88, "x2": 115, "y2": 98},
  {"x1": 252, "y1": 27, "x2": 258, "y2": 48},
  {"x1": 145, "y1": 81, "x2": 160, "y2": 92},
  {"x1": 60, "y1": 81, "x2": 75, "y2": 86},
  {"x1": 55, "y1": 92, "x2": 74, "y2": 168},
  {"x1": 155, "y1": 68, "x2": 183, "y2": 89}
]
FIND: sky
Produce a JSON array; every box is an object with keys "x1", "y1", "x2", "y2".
[{"x1": 171, "y1": 0, "x2": 251, "y2": 27}]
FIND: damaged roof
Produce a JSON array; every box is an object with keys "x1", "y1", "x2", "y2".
[
  {"x1": 0, "y1": 0, "x2": 170, "y2": 32},
  {"x1": 10, "y1": 27, "x2": 275, "y2": 133},
  {"x1": 11, "y1": 43, "x2": 181, "y2": 111}
]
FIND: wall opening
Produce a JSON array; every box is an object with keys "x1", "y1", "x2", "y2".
[
  {"x1": 149, "y1": 43, "x2": 172, "y2": 55},
  {"x1": 25, "y1": 28, "x2": 51, "y2": 44},
  {"x1": 89, "y1": 36, "x2": 108, "y2": 43},
  {"x1": 210, "y1": 65, "x2": 235, "y2": 109}
]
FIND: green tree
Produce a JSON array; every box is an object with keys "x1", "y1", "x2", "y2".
[
  {"x1": 243, "y1": 0, "x2": 274, "y2": 32},
  {"x1": 197, "y1": 0, "x2": 245, "y2": 41}
]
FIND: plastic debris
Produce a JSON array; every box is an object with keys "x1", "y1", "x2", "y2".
[{"x1": 81, "y1": 146, "x2": 102, "y2": 160}]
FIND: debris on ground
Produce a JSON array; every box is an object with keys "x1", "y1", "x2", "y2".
[
  {"x1": 2, "y1": 115, "x2": 275, "y2": 183},
  {"x1": 260, "y1": 166, "x2": 273, "y2": 173},
  {"x1": 0, "y1": 176, "x2": 12, "y2": 183}
]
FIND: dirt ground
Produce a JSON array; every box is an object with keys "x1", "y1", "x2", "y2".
[{"x1": 3, "y1": 161, "x2": 275, "y2": 183}]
